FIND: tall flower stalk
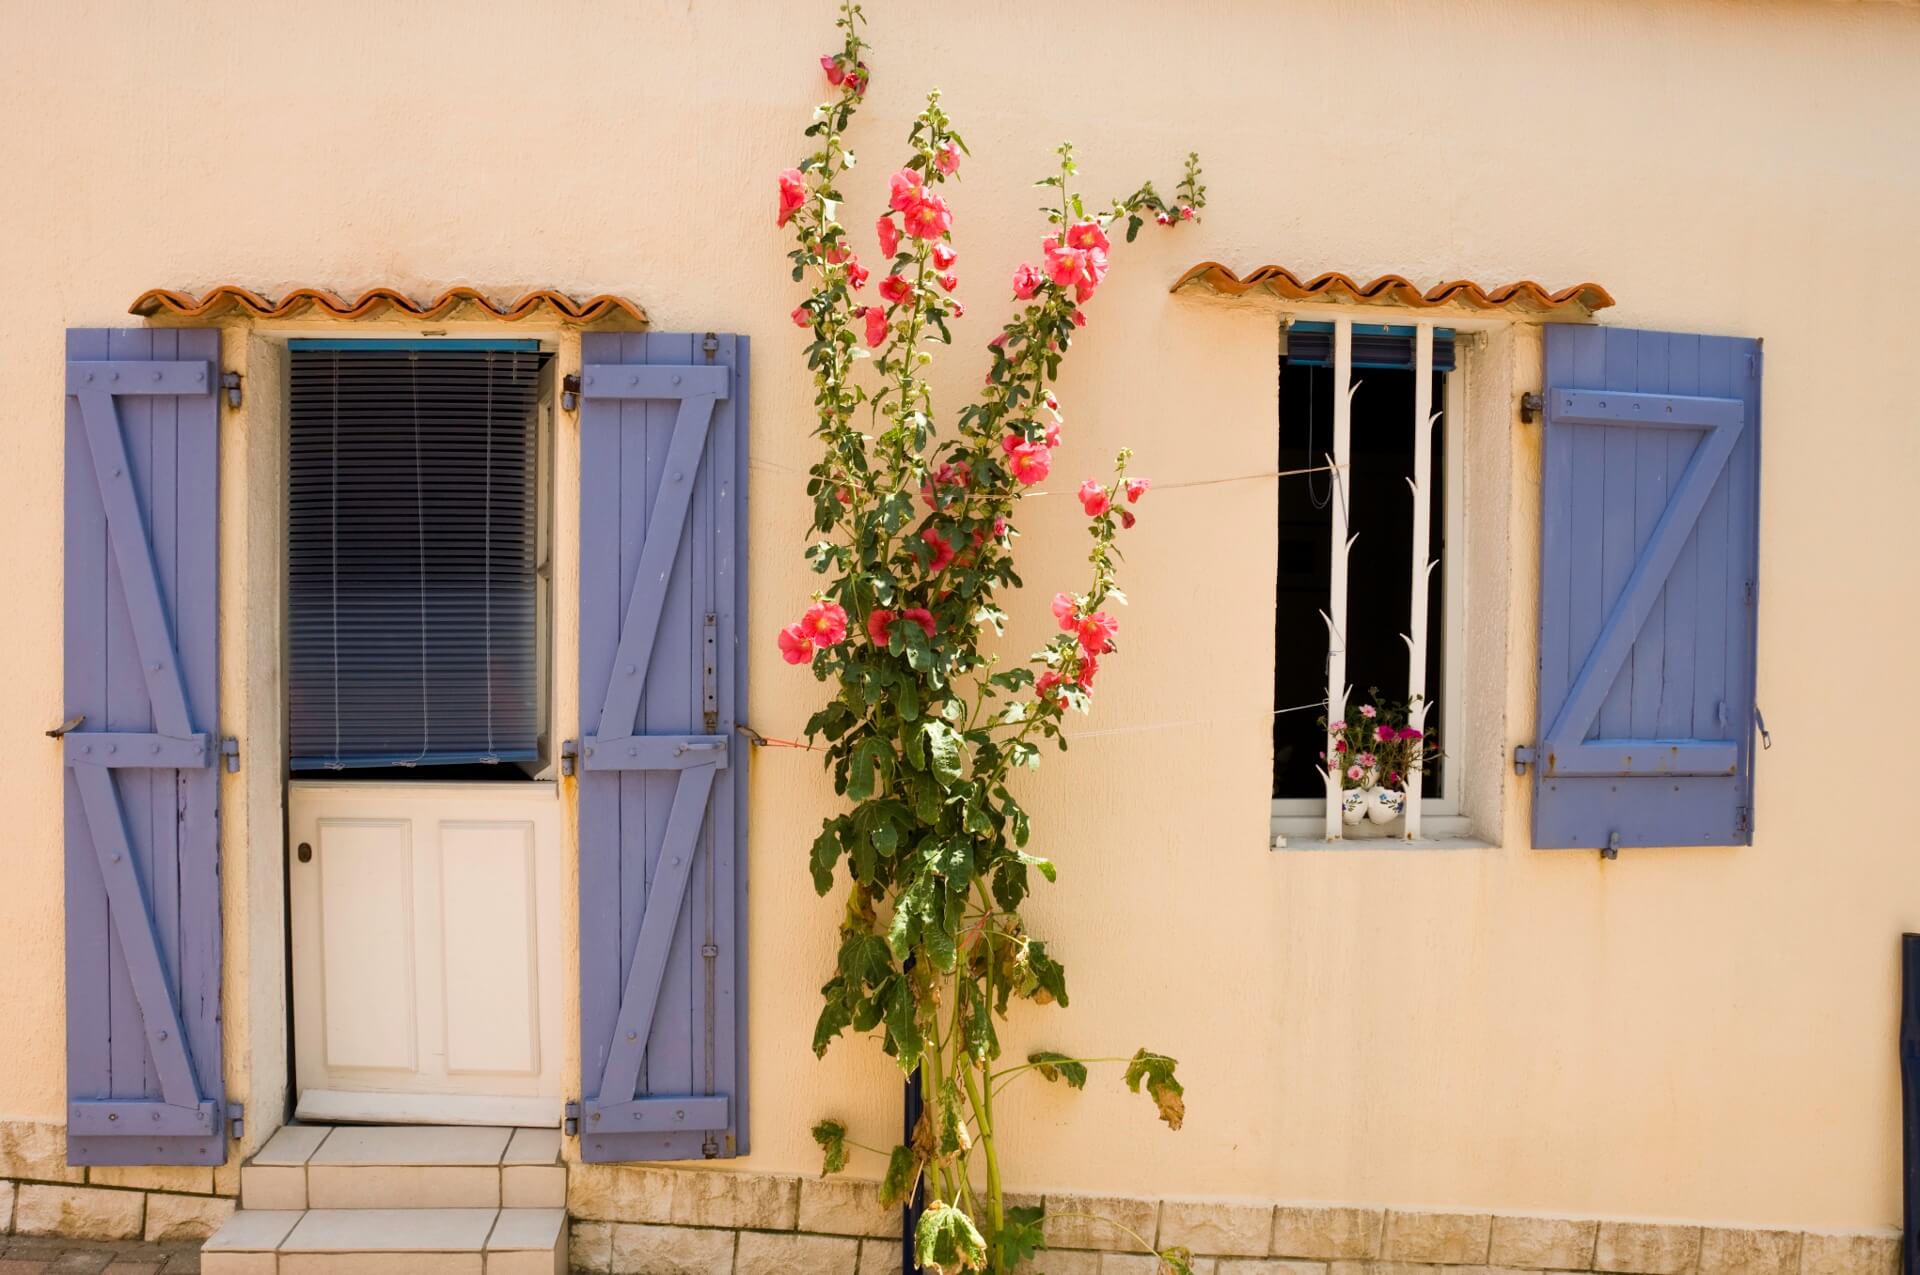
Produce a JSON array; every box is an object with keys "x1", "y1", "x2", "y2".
[{"x1": 778, "y1": 7, "x2": 1206, "y2": 1272}]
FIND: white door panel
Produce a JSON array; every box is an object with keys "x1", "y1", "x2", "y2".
[{"x1": 291, "y1": 782, "x2": 564, "y2": 1126}]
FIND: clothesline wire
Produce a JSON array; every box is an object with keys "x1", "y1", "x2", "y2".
[{"x1": 738, "y1": 697, "x2": 1327, "y2": 753}]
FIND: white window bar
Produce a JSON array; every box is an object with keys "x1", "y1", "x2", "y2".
[
  {"x1": 1403, "y1": 323, "x2": 1437, "y2": 839},
  {"x1": 1321, "y1": 319, "x2": 1355, "y2": 840}
]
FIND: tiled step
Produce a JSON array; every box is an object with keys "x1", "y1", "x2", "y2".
[
  {"x1": 241, "y1": 1124, "x2": 566, "y2": 1211},
  {"x1": 202, "y1": 1206, "x2": 566, "y2": 1275}
]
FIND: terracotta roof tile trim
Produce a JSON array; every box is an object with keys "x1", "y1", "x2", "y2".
[
  {"x1": 129, "y1": 285, "x2": 649, "y2": 326},
  {"x1": 1173, "y1": 262, "x2": 1613, "y2": 315}
]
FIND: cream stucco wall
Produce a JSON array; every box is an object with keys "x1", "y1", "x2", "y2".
[{"x1": 2, "y1": 0, "x2": 1918, "y2": 1235}]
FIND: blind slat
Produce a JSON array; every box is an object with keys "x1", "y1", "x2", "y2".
[{"x1": 287, "y1": 347, "x2": 550, "y2": 771}]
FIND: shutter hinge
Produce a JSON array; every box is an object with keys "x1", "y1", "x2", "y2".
[
  {"x1": 561, "y1": 373, "x2": 581, "y2": 413},
  {"x1": 1754, "y1": 705, "x2": 1772, "y2": 750},
  {"x1": 560, "y1": 739, "x2": 579, "y2": 777},
  {"x1": 563, "y1": 1100, "x2": 581, "y2": 1137},
  {"x1": 703, "y1": 613, "x2": 719, "y2": 733},
  {"x1": 1519, "y1": 392, "x2": 1544, "y2": 424},
  {"x1": 1513, "y1": 745, "x2": 1536, "y2": 776},
  {"x1": 702, "y1": 1133, "x2": 720, "y2": 1159},
  {"x1": 227, "y1": 1102, "x2": 244, "y2": 1140},
  {"x1": 220, "y1": 737, "x2": 240, "y2": 773},
  {"x1": 220, "y1": 371, "x2": 242, "y2": 409},
  {"x1": 1602, "y1": 831, "x2": 1621, "y2": 861},
  {"x1": 702, "y1": 333, "x2": 719, "y2": 363}
]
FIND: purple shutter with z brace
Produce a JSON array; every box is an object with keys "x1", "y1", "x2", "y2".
[
  {"x1": 577, "y1": 333, "x2": 748, "y2": 1161},
  {"x1": 1533, "y1": 324, "x2": 1763, "y2": 851},
  {"x1": 63, "y1": 328, "x2": 228, "y2": 1164}
]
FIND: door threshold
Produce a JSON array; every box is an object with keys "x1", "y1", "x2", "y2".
[{"x1": 296, "y1": 1089, "x2": 562, "y2": 1128}]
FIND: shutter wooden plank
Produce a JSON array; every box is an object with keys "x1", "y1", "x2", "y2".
[
  {"x1": 1533, "y1": 325, "x2": 1762, "y2": 850},
  {"x1": 578, "y1": 333, "x2": 748, "y2": 1163},
  {"x1": 64, "y1": 327, "x2": 225, "y2": 1165}
]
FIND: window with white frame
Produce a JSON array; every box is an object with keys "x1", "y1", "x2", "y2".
[{"x1": 1271, "y1": 319, "x2": 1469, "y2": 842}]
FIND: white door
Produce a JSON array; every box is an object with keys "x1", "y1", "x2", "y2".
[{"x1": 289, "y1": 781, "x2": 565, "y2": 1126}]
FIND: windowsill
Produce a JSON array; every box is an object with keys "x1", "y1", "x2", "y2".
[{"x1": 1270, "y1": 833, "x2": 1496, "y2": 853}]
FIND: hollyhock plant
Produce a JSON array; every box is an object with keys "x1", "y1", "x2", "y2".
[{"x1": 777, "y1": 6, "x2": 1206, "y2": 1272}]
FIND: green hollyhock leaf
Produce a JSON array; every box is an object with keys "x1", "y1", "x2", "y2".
[
  {"x1": 838, "y1": 932, "x2": 892, "y2": 985},
  {"x1": 936, "y1": 1088, "x2": 970, "y2": 1159},
  {"x1": 812, "y1": 993, "x2": 852, "y2": 1057},
  {"x1": 964, "y1": 993, "x2": 998, "y2": 1062},
  {"x1": 809, "y1": 824, "x2": 843, "y2": 895},
  {"x1": 1013, "y1": 849, "x2": 1054, "y2": 882},
  {"x1": 878, "y1": 1143, "x2": 919, "y2": 1209},
  {"x1": 923, "y1": 719, "x2": 964, "y2": 785},
  {"x1": 897, "y1": 677, "x2": 921, "y2": 722},
  {"x1": 1028, "y1": 940, "x2": 1069, "y2": 1007},
  {"x1": 883, "y1": 976, "x2": 924, "y2": 1070},
  {"x1": 990, "y1": 1204, "x2": 1047, "y2": 1272},
  {"x1": 1123, "y1": 1049, "x2": 1186, "y2": 1131},
  {"x1": 810, "y1": 1119, "x2": 848, "y2": 1176},
  {"x1": 1027, "y1": 1050, "x2": 1087, "y2": 1089},
  {"x1": 847, "y1": 737, "x2": 891, "y2": 801},
  {"x1": 915, "y1": 1202, "x2": 987, "y2": 1274}
]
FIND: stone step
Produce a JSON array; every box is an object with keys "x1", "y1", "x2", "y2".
[
  {"x1": 201, "y1": 1206, "x2": 566, "y2": 1275},
  {"x1": 240, "y1": 1124, "x2": 565, "y2": 1212}
]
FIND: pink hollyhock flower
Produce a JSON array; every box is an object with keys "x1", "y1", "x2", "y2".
[
  {"x1": 989, "y1": 332, "x2": 1010, "y2": 350},
  {"x1": 949, "y1": 299, "x2": 965, "y2": 318},
  {"x1": 888, "y1": 169, "x2": 925, "y2": 213},
  {"x1": 1179, "y1": 205, "x2": 1195, "y2": 221},
  {"x1": 825, "y1": 245, "x2": 850, "y2": 264},
  {"x1": 866, "y1": 609, "x2": 895, "y2": 646},
  {"x1": 937, "y1": 272, "x2": 959, "y2": 293},
  {"x1": 1077, "y1": 479, "x2": 1111, "y2": 517},
  {"x1": 821, "y1": 55, "x2": 846, "y2": 86},
  {"x1": 1359, "y1": 704, "x2": 1378, "y2": 719},
  {"x1": 801, "y1": 601, "x2": 849, "y2": 648},
  {"x1": 776, "y1": 168, "x2": 806, "y2": 227},
  {"x1": 1076, "y1": 653, "x2": 1099, "y2": 689},
  {"x1": 1044, "y1": 422, "x2": 1062, "y2": 448},
  {"x1": 991, "y1": 515, "x2": 1007, "y2": 541},
  {"x1": 934, "y1": 142, "x2": 961, "y2": 175},
  {"x1": 876, "y1": 215, "x2": 901, "y2": 259},
  {"x1": 1125, "y1": 477, "x2": 1151, "y2": 502},
  {"x1": 846, "y1": 259, "x2": 870, "y2": 289},
  {"x1": 1012, "y1": 262, "x2": 1044, "y2": 299},
  {"x1": 1155, "y1": 212, "x2": 1172, "y2": 226},
  {"x1": 879, "y1": 274, "x2": 912, "y2": 305},
  {"x1": 920, "y1": 461, "x2": 970, "y2": 509},
  {"x1": 1036, "y1": 670, "x2": 1067, "y2": 704},
  {"x1": 1006, "y1": 440, "x2": 1051, "y2": 485},
  {"x1": 1065, "y1": 221, "x2": 1110, "y2": 253},
  {"x1": 1346, "y1": 764, "x2": 1364, "y2": 782},
  {"x1": 1119, "y1": 508, "x2": 1136, "y2": 529},
  {"x1": 834, "y1": 486, "x2": 852, "y2": 506},
  {"x1": 845, "y1": 62, "x2": 868, "y2": 96},
  {"x1": 1071, "y1": 309, "x2": 1088, "y2": 327},
  {"x1": 931, "y1": 243, "x2": 957, "y2": 270},
  {"x1": 921, "y1": 527, "x2": 956, "y2": 573},
  {"x1": 1076, "y1": 611, "x2": 1118, "y2": 655},
  {"x1": 863, "y1": 307, "x2": 888, "y2": 347},
  {"x1": 1375, "y1": 724, "x2": 1394, "y2": 742},
  {"x1": 1043, "y1": 241, "x2": 1088, "y2": 289},
  {"x1": 778, "y1": 623, "x2": 814, "y2": 665},
  {"x1": 899, "y1": 607, "x2": 936, "y2": 638},
  {"x1": 790, "y1": 306, "x2": 810, "y2": 328},
  {"x1": 901, "y1": 193, "x2": 953, "y2": 240},
  {"x1": 1052, "y1": 592, "x2": 1078, "y2": 631}
]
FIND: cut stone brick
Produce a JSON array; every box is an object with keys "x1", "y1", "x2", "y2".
[
  {"x1": 798, "y1": 1176, "x2": 902, "y2": 1239},
  {"x1": 1800, "y1": 1231, "x2": 1902, "y2": 1275},
  {"x1": 569, "y1": 1220, "x2": 614, "y2": 1273},
  {"x1": 1382, "y1": 1212, "x2": 1493, "y2": 1264},
  {"x1": 1593, "y1": 1222, "x2": 1702, "y2": 1275},
  {"x1": 1698, "y1": 1227, "x2": 1801, "y2": 1275},
  {"x1": 610, "y1": 1222, "x2": 735, "y2": 1275},
  {"x1": 1160, "y1": 1201, "x2": 1275, "y2": 1257},
  {"x1": 1489, "y1": 1216, "x2": 1598, "y2": 1269},
  {"x1": 89, "y1": 1165, "x2": 216, "y2": 1196},
  {"x1": 143, "y1": 1190, "x2": 236, "y2": 1242},
  {"x1": 0, "y1": 1120, "x2": 85, "y2": 1184},
  {"x1": 1273, "y1": 1208, "x2": 1386, "y2": 1261},
  {"x1": 1043, "y1": 1194, "x2": 1161, "y2": 1253},
  {"x1": 13, "y1": 1184, "x2": 145, "y2": 1241},
  {"x1": 734, "y1": 1230, "x2": 860, "y2": 1275}
]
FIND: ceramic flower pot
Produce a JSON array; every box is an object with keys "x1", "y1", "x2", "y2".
[
  {"x1": 1341, "y1": 787, "x2": 1370, "y2": 825},
  {"x1": 1366, "y1": 785, "x2": 1407, "y2": 824}
]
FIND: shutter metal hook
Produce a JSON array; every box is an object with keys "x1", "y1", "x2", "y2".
[
  {"x1": 1754, "y1": 704, "x2": 1773, "y2": 750},
  {"x1": 45, "y1": 714, "x2": 85, "y2": 739}
]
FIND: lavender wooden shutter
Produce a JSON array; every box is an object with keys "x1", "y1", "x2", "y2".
[
  {"x1": 577, "y1": 333, "x2": 748, "y2": 1161},
  {"x1": 63, "y1": 329, "x2": 229, "y2": 1165},
  {"x1": 1533, "y1": 325, "x2": 1762, "y2": 851}
]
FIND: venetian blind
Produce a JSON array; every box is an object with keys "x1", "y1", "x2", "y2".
[{"x1": 288, "y1": 343, "x2": 550, "y2": 770}]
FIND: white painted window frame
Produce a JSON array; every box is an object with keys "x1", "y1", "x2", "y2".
[{"x1": 1270, "y1": 321, "x2": 1472, "y2": 844}]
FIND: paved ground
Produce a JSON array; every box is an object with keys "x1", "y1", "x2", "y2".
[{"x1": 0, "y1": 1236, "x2": 201, "y2": 1274}]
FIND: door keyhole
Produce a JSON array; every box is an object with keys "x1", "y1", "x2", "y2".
[{"x1": 296, "y1": 842, "x2": 312, "y2": 863}]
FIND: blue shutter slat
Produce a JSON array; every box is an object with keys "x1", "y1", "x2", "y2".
[
  {"x1": 1532, "y1": 324, "x2": 1762, "y2": 850},
  {"x1": 577, "y1": 332, "x2": 748, "y2": 1161},
  {"x1": 63, "y1": 327, "x2": 227, "y2": 1164}
]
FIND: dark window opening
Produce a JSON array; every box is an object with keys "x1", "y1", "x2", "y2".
[
  {"x1": 287, "y1": 343, "x2": 551, "y2": 774},
  {"x1": 1273, "y1": 352, "x2": 1447, "y2": 800}
]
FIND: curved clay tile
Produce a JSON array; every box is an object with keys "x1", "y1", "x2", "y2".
[
  {"x1": 129, "y1": 284, "x2": 649, "y2": 326},
  {"x1": 1171, "y1": 262, "x2": 1613, "y2": 316}
]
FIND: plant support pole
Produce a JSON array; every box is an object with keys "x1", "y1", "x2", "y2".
[
  {"x1": 1404, "y1": 323, "x2": 1435, "y2": 840},
  {"x1": 1323, "y1": 319, "x2": 1354, "y2": 840},
  {"x1": 1902, "y1": 933, "x2": 1918, "y2": 1275}
]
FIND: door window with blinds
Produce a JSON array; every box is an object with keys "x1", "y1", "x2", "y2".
[{"x1": 287, "y1": 340, "x2": 553, "y2": 775}]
